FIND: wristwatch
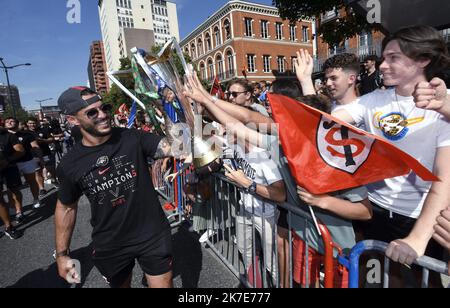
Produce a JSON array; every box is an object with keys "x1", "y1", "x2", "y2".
[
  {"x1": 55, "y1": 249, "x2": 70, "y2": 259},
  {"x1": 210, "y1": 95, "x2": 218, "y2": 103},
  {"x1": 246, "y1": 181, "x2": 257, "y2": 195}
]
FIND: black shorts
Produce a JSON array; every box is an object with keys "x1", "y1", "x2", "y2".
[
  {"x1": 0, "y1": 166, "x2": 22, "y2": 189},
  {"x1": 277, "y1": 207, "x2": 289, "y2": 229},
  {"x1": 92, "y1": 231, "x2": 173, "y2": 288},
  {"x1": 357, "y1": 202, "x2": 444, "y2": 261}
]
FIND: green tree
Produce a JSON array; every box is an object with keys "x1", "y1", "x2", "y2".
[
  {"x1": 1, "y1": 105, "x2": 32, "y2": 122},
  {"x1": 273, "y1": 0, "x2": 381, "y2": 46},
  {"x1": 150, "y1": 44, "x2": 193, "y2": 77},
  {"x1": 102, "y1": 57, "x2": 134, "y2": 113}
]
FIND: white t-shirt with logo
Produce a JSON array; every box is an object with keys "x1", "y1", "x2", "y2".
[
  {"x1": 231, "y1": 146, "x2": 283, "y2": 217},
  {"x1": 341, "y1": 88, "x2": 450, "y2": 218}
]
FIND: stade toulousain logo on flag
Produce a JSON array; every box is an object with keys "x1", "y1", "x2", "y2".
[
  {"x1": 316, "y1": 118, "x2": 375, "y2": 174},
  {"x1": 268, "y1": 93, "x2": 438, "y2": 194}
]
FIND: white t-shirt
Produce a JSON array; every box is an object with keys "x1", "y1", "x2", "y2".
[
  {"x1": 232, "y1": 146, "x2": 283, "y2": 217},
  {"x1": 341, "y1": 88, "x2": 450, "y2": 218},
  {"x1": 331, "y1": 98, "x2": 360, "y2": 112}
]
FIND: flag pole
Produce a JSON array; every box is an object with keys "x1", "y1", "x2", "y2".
[{"x1": 308, "y1": 205, "x2": 322, "y2": 236}]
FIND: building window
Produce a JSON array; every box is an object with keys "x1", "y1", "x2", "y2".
[
  {"x1": 224, "y1": 19, "x2": 231, "y2": 40},
  {"x1": 245, "y1": 18, "x2": 253, "y2": 37},
  {"x1": 289, "y1": 25, "x2": 296, "y2": 41},
  {"x1": 217, "y1": 55, "x2": 224, "y2": 79},
  {"x1": 214, "y1": 27, "x2": 221, "y2": 47},
  {"x1": 263, "y1": 55, "x2": 271, "y2": 73},
  {"x1": 208, "y1": 59, "x2": 214, "y2": 80},
  {"x1": 227, "y1": 50, "x2": 234, "y2": 75},
  {"x1": 261, "y1": 20, "x2": 269, "y2": 39},
  {"x1": 291, "y1": 56, "x2": 297, "y2": 73},
  {"x1": 359, "y1": 31, "x2": 373, "y2": 56},
  {"x1": 277, "y1": 56, "x2": 285, "y2": 73},
  {"x1": 247, "y1": 54, "x2": 256, "y2": 72},
  {"x1": 359, "y1": 31, "x2": 372, "y2": 47},
  {"x1": 205, "y1": 33, "x2": 212, "y2": 51},
  {"x1": 275, "y1": 22, "x2": 283, "y2": 40},
  {"x1": 191, "y1": 43, "x2": 196, "y2": 58},
  {"x1": 200, "y1": 63, "x2": 206, "y2": 80},
  {"x1": 197, "y1": 38, "x2": 203, "y2": 56},
  {"x1": 302, "y1": 26, "x2": 309, "y2": 42}
]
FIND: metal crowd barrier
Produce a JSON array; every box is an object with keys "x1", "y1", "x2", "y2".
[
  {"x1": 152, "y1": 160, "x2": 450, "y2": 288},
  {"x1": 153, "y1": 158, "x2": 191, "y2": 227},
  {"x1": 202, "y1": 173, "x2": 341, "y2": 288},
  {"x1": 339, "y1": 240, "x2": 450, "y2": 288},
  {"x1": 152, "y1": 160, "x2": 342, "y2": 288}
]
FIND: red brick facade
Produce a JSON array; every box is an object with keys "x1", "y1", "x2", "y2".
[
  {"x1": 89, "y1": 41, "x2": 110, "y2": 94},
  {"x1": 180, "y1": 1, "x2": 314, "y2": 83},
  {"x1": 314, "y1": 8, "x2": 385, "y2": 74}
]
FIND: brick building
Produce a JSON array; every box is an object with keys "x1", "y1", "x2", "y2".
[
  {"x1": 88, "y1": 41, "x2": 110, "y2": 95},
  {"x1": 313, "y1": 8, "x2": 385, "y2": 76},
  {"x1": 180, "y1": 0, "x2": 315, "y2": 84}
]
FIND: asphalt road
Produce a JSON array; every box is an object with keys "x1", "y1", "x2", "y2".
[{"x1": 0, "y1": 184, "x2": 239, "y2": 288}]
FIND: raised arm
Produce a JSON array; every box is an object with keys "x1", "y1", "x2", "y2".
[
  {"x1": 183, "y1": 76, "x2": 266, "y2": 148},
  {"x1": 187, "y1": 73, "x2": 275, "y2": 131},
  {"x1": 294, "y1": 49, "x2": 316, "y2": 96}
]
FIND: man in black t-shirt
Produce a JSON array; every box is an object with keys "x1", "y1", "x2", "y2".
[
  {"x1": 27, "y1": 117, "x2": 56, "y2": 184},
  {"x1": 359, "y1": 55, "x2": 384, "y2": 96},
  {"x1": 0, "y1": 127, "x2": 24, "y2": 238},
  {"x1": 55, "y1": 86, "x2": 179, "y2": 288},
  {"x1": 5, "y1": 117, "x2": 46, "y2": 208}
]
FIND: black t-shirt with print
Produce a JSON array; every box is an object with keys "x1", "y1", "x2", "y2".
[
  {"x1": 14, "y1": 131, "x2": 36, "y2": 163},
  {"x1": 0, "y1": 128, "x2": 20, "y2": 161},
  {"x1": 36, "y1": 127, "x2": 52, "y2": 156},
  {"x1": 31, "y1": 127, "x2": 52, "y2": 156},
  {"x1": 57, "y1": 128, "x2": 167, "y2": 250}
]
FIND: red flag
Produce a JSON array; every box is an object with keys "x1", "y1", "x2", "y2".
[
  {"x1": 268, "y1": 93, "x2": 439, "y2": 195},
  {"x1": 210, "y1": 76, "x2": 224, "y2": 100},
  {"x1": 116, "y1": 103, "x2": 129, "y2": 115}
]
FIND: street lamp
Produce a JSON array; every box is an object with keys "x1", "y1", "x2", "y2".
[
  {"x1": 0, "y1": 57, "x2": 31, "y2": 118},
  {"x1": 36, "y1": 98, "x2": 53, "y2": 118},
  {"x1": 36, "y1": 98, "x2": 53, "y2": 108}
]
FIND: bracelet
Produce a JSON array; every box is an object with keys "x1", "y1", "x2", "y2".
[
  {"x1": 210, "y1": 95, "x2": 218, "y2": 103},
  {"x1": 55, "y1": 249, "x2": 70, "y2": 258}
]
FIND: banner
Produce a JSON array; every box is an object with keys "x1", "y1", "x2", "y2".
[{"x1": 268, "y1": 93, "x2": 439, "y2": 194}]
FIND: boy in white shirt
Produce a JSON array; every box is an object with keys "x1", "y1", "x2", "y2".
[{"x1": 332, "y1": 26, "x2": 450, "y2": 285}]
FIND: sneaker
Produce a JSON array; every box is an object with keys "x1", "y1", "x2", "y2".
[
  {"x1": 14, "y1": 213, "x2": 25, "y2": 224},
  {"x1": 199, "y1": 229, "x2": 217, "y2": 243},
  {"x1": 33, "y1": 200, "x2": 41, "y2": 209},
  {"x1": 4, "y1": 227, "x2": 23, "y2": 240},
  {"x1": 38, "y1": 189, "x2": 47, "y2": 199}
]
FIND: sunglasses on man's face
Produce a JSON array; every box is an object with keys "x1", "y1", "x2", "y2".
[
  {"x1": 85, "y1": 103, "x2": 113, "y2": 120},
  {"x1": 229, "y1": 91, "x2": 247, "y2": 98}
]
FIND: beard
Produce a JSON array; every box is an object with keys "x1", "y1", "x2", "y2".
[{"x1": 80, "y1": 117, "x2": 112, "y2": 137}]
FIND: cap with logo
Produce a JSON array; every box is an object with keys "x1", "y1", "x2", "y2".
[{"x1": 58, "y1": 86, "x2": 102, "y2": 115}]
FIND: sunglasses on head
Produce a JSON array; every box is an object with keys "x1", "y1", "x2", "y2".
[
  {"x1": 229, "y1": 91, "x2": 247, "y2": 98},
  {"x1": 85, "y1": 103, "x2": 113, "y2": 119}
]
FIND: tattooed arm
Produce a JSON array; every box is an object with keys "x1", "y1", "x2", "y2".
[
  {"x1": 154, "y1": 137, "x2": 172, "y2": 159},
  {"x1": 153, "y1": 114, "x2": 190, "y2": 159}
]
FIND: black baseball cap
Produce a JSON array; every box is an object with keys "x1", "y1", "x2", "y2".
[{"x1": 58, "y1": 86, "x2": 102, "y2": 115}]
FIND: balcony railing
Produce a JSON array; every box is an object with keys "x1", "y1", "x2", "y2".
[
  {"x1": 202, "y1": 69, "x2": 236, "y2": 83},
  {"x1": 313, "y1": 41, "x2": 382, "y2": 74},
  {"x1": 321, "y1": 9, "x2": 339, "y2": 23}
]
